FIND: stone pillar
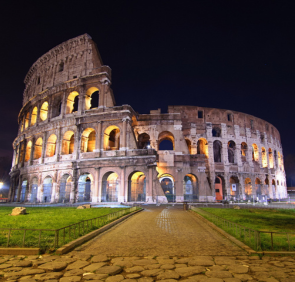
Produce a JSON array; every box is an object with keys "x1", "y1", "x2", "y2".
[
  {"x1": 60, "y1": 91, "x2": 67, "y2": 118},
  {"x1": 95, "y1": 121, "x2": 102, "y2": 153},
  {"x1": 29, "y1": 137, "x2": 35, "y2": 165},
  {"x1": 73, "y1": 125, "x2": 81, "y2": 160},
  {"x1": 41, "y1": 132, "x2": 47, "y2": 164},
  {"x1": 119, "y1": 167, "x2": 126, "y2": 202},
  {"x1": 222, "y1": 142, "x2": 228, "y2": 164},
  {"x1": 55, "y1": 128, "x2": 62, "y2": 161},
  {"x1": 92, "y1": 168, "x2": 100, "y2": 203},
  {"x1": 236, "y1": 143, "x2": 242, "y2": 166},
  {"x1": 17, "y1": 175, "x2": 22, "y2": 202},
  {"x1": 121, "y1": 118, "x2": 128, "y2": 150},
  {"x1": 71, "y1": 168, "x2": 78, "y2": 203},
  {"x1": 146, "y1": 166, "x2": 154, "y2": 203}
]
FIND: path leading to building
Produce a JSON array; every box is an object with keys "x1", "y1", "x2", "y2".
[{"x1": 71, "y1": 205, "x2": 246, "y2": 257}]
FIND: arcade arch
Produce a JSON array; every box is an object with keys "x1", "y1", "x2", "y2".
[
  {"x1": 46, "y1": 134, "x2": 57, "y2": 157},
  {"x1": 59, "y1": 174, "x2": 72, "y2": 203},
  {"x1": 31, "y1": 107, "x2": 38, "y2": 126},
  {"x1": 159, "y1": 173, "x2": 175, "y2": 202},
  {"x1": 104, "y1": 126, "x2": 120, "y2": 151},
  {"x1": 33, "y1": 138, "x2": 43, "y2": 159},
  {"x1": 77, "y1": 173, "x2": 92, "y2": 202},
  {"x1": 62, "y1": 131, "x2": 75, "y2": 154},
  {"x1": 101, "y1": 172, "x2": 119, "y2": 202},
  {"x1": 40, "y1": 102, "x2": 48, "y2": 121},
  {"x1": 158, "y1": 131, "x2": 174, "y2": 150},
  {"x1": 183, "y1": 174, "x2": 198, "y2": 201},
  {"x1": 85, "y1": 87, "x2": 99, "y2": 110},
  {"x1": 66, "y1": 91, "x2": 79, "y2": 114},
  {"x1": 43, "y1": 176, "x2": 53, "y2": 203},
  {"x1": 81, "y1": 128, "x2": 96, "y2": 152},
  {"x1": 138, "y1": 133, "x2": 150, "y2": 149},
  {"x1": 128, "y1": 171, "x2": 146, "y2": 202}
]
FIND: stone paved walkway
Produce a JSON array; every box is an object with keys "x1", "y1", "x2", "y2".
[{"x1": 71, "y1": 205, "x2": 246, "y2": 257}]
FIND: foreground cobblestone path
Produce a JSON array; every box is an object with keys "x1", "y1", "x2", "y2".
[
  {"x1": 72, "y1": 205, "x2": 246, "y2": 257},
  {"x1": 1, "y1": 253, "x2": 294, "y2": 281}
]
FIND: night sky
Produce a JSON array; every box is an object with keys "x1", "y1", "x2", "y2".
[{"x1": 0, "y1": 1, "x2": 295, "y2": 185}]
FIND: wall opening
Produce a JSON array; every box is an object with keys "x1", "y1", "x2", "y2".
[
  {"x1": 25, "y1": 141, "x2": 32, "y2": 162},
  {"x1": 46, "y1": 134, "x2": 57, "y2": 157},
  {"x1": 77, "y1": 173, "x2": 92, "y2": 202},
  {"x1": 59, "y1": 174, "x2": 72, "y2": 203},
  {"x1": 241, "y1": 142, "x2": 247, "y2": 162},
  {"x1": 43, "y1": 176, "x2": 52, "y2": 203},
  {"x1": 33, "y1": 138, "x2": 43, "y2": 159},
  {"x1": 20, "y1": 180, "x2": 27, "y2": 202},
  {"x1": 158, "y1": 131, "x2": 174, "y2": 150},
  {"x1": 102, "y1": 172, "x2": 119, "y2": 202},
  {"x1": 31, "y1": 107, "x2": 37, "y2": 126},
  {"x1": 40, "y1": 102, "x2": 48, "y2": 121},
  {"x1": 252, "y1": 144, "x2": 259, "y2": 162},
  {"x1": 138, "y1": 133, "x2": 150, "y2": 149},
  {"x1": 62, "y1": 131, "x2": 75, "y2": 155},
  {"x1": 30, "y1": 177, "x2": 38, "y2": 203},
  {"x1": 85, "y1": 87, "x2": 100, "y2": 110},
  {"x1": 228, "y1": 141, "x2": 236, "y2": 164},
  {"x1": 128, "y1": 171, "x2": 146, "y2": 202},
  {"x1": 104, "y1": 126, "x2": 120, "y2": 150},
  {"x1": 66, "y1": 91, "x2": 79, "y2": 114},
  {"x1": 213, "y1": 140, "x2": 222, "y2": 162},
  {"x1": 81, "y1": 128, "x2": 96, "y2": 152},
  {"x1": 183, "y1": 174, "x2": 198, "y2": 201},
  {"x1": 159, "y1": 174, "x2": 175, "y2": 202}
]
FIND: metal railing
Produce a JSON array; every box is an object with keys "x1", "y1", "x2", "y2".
[
  {"x1": 191, "y1": 207, "x2": 295, "y2": 252},
  {"x1": 190, "y1": 203, "x2": 295, "y2": 210},
  {"x1": 0, "y1": 207, "x2": 138, "y2": 252}
]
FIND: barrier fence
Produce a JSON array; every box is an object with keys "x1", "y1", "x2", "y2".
[
  {"x1": 190, "y1": 207, "x2": 295, "y2": 252},
  {"x1": 0, "y1": 207, "x2": 138, "y2": 251}
]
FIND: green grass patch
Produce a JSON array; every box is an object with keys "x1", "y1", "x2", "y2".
[
  {"x1": 0, "y1": 206, "x2": 125, "y2": 229},
  {"x1": 0, "y1": 206, "x2": 133, "y2": 252},
  {"x1": 194, "y1": 207, "x2": 295, "y2": 251}
]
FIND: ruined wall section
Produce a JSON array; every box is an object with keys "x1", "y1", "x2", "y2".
[{"x1": 23, "y1": 34, "x2": 103, "y2": 105}]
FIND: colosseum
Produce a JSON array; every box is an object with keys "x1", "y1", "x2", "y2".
[{"x1": 8, "y1": 34, "x2": 287, "y2": 204}]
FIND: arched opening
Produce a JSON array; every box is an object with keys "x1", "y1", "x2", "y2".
[
  {"x1": 62, "y1": 131, "x2": 75, "y2": 155},
  {"x1": 43, "y1": 176, "x2": 52, "y2": 203},
  {"x1": 85, "y1": 87, "x2": 100, "y2": 110},
  {"x1": 19, "y1": 142, "x2": 25, "y2": 163},
  {"x1": 25, "y1": 112, "x2": 30, "y2": 129},
  {"x1": 197, "y1": 138, "x2": 208, "y2": 157},
  {"x1": 128, "y1": 171, "x2": 146, "y2": 202},
  {"x1": 138, "y1": 133, "x2": 150, "y2": 149},
  {"x1": 59, "y1": 174, "x2": 72, "y2": 203},
  {"x1": 228, "y1": 141, "x2": 236, "y2": 164},
  {"x1": 255, "y1": 178, "x2": 262, "y2": 200},
  {"x1": 58, "y1": 61, "x2": 64, "y2": 72},
  {"x1": 101, "y1": 172, "x2": 119, "y2": 202},
  {"x1": 33, "y1": 138, "x2": 43, "y2": 159},
  {"x1": 252, "y1": 144, "x2": 259, "y2": 162},
  {"x1": 30, "y1": 177, "x2": 38, "y2": 203},
  {"x1": 213, "y1": 140, "x2": 222, "y2": 162},
  {"x1": 272, "y1": 179, "x2": 276, "y2": 198},
  {"x1": 215, "y1": 176, "x2": 223, "y2": 202},
  {"x1": 185, "y1": 139, "x2": 192, "y2": 154},
  {"x1": 261, "y1": 147, "x2": 267, "y2": 168},
  {"x1": 40, "y1": 102, "x2": 48, "y2": 121},
  {"x1": 25, "y1": 141, "x2": 32, "y2": 162},
  {"x1": 66, "y1": 91, "x2": 79, "y2": 114},
  {"x1": 158, "y1": 131, "x2": 174, "y2": 150},
  {"x1": 278, "y1": 152, "x2": 282, "y2": 169},
  {"x1": 81, "y1": 128, "x2": 96, "y2": 152},
  {"x1": 241, "y1": 142, "x2": 247, "y2": 162},
  {"x1": 245, "y1": 178, "x2": 252, "y2": 200},
  {"x1": 104, "y1": 126, "x2": 120, "y2": 151},
  {"x1": 229, "y1": 176, "x2": 240, "y2": 199},
  {"x1": 183, "y1": 174, "x2": 198, "y2": 201},
  {"x1": 77, "y1": 173, "x2": 93, "y2": 202},
  {"x1": 212, "y1": 127, "x2": 221, "y2": 137},
  {"x1": 269, "y1": 148, "x2": 274, "y2": 168},
  {"x1": 159, "y1": 174, "x2": 175, "y2": 202},
  {"x1": 31, "y1": 107, "x2": 38, "y2": 126},
  {"x1": 46, "y1": 134, "x2": 57, "y2": 157},
  {"x1": 20, "y1": 180, "x2": 27, "y2": 202}
]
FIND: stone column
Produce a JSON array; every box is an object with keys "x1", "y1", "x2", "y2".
[
  {"x1": 41, "y1": 132, "x2": 47, "y2": 164},
  {"x1": 120, "y1": 117, "x2": 130, "y2": 150},
  {"x1": 236, "y1": 143, "x2": 242, "y2": 166},
  {"x1": 92, "y1": 168, "x2": 100, "y2": 203},
  {"x1": 73, "y1": 125, "x2": 81, "y2": 160},
  {"x1": 222, "y1": 142, "x2": 228, "y2": 164},
  {"x1": 119, "y1": 166, "x2": 126, "y2": 202},
  {"x1": 94, "y1": 121, "x2": 102, "y2": 154},
  {"x1": 17, "y1": 175, "x2": 22, "y2": 202},
  {"x1": 146, "y1": 166, "x2": 154, "y2": 203},
  {"x1": 29, "y1": 137, "x2": 35, "y2": 165},
  {"x1": 60, "y1": 91, "x2": 67, "y2": 118}
]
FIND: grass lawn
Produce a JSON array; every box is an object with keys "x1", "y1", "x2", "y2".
[
  {"x1": 200, "y1": 207, "x2": 295, "y2": 233},
  {"x1": 195, "y1": 208, "x2": 295, "y2": 251},
  {"x1": 0, "y1": 206, "x2": 125, "y2": 229},
  {"x1": 0, "y1": 206, "x2": 132, "y2": 251}
]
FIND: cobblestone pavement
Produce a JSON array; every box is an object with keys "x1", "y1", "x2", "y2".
[
  {"x1": 0, "y1": 253, "x2": 294, "y2": 281},
  {"x1": 0, "y1": 205, "x2": 294, "y2": 281},
  {"x1": 71, "y1": 205, "x2": 246, "y2": 257}
]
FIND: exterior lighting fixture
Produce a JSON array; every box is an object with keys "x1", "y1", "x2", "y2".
[{"x1": 0, "y1": 182, "x2": 3, "y2": 189}]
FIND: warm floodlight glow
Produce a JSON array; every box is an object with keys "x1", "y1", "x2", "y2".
[{"x1": 0, "y1": 182, "x2": 3, "y2": 188}]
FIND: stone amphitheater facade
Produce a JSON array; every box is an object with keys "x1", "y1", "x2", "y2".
[{"x1": 9, "y1": 34, "x2": 287, "y2": 204}]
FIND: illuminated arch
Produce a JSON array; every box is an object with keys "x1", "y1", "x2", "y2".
[
  {"x1": 62, "y1": 131, "x2": 75, "y2": 155},
  {"x1": 268, "y1": 148, "x2": 274, "y2": 168},
  {"x1": 241, "y1": 142, "x2": 247, "y2": 162},
  {"x1": 183, "y1": 174, "x2": 198, "y2": 201},
  {"x1": 42, "y1": 176, "x2": 52, "y2": 203},
  {"x1": 66, "y1": 91, "x2": 79, "y2": 114},
  {"x1": 101, "y1": 172, "x2": 119, "y2": 202},
  {"x1": 104, "y1": 126, "x2": 120, "y2": 151},
  {"x1": 59, "y1": 174, "x2": 72, "y2": 203},
  {"x1": 25, "y1": 112, "x2": 30, "y2": 129},
  {"x1": 31, "y1": 107, "x2": 38, "y2": 126},
  {"x1": 77, "y1": 173, "x2": 93, "y2": 202},
  {"x1": 185, "y1": 138, "x2": 192, "y2": 154},
  {"x1": 159, "y1": 173, "x2": 175, "y2": 202},
  {"x1": 138, "y1": 133, "x2": 150, "y2": 149},
  {"x1": 33, "y1": 138, "x2": 43, "y2": 159},
  {"x1": 81, "y1": 128, "x2": 96, "y2": 152},
  {"x1": 197, "y1": 138, "x2": 208, "y2": 157},
  {"x1": 128, "y1": 171, "x2": 146, "y2": 202},
  {"x1": 40, "y1": 102, "x2": 48, "y2": 121},
  {"x1": 46, "y1": 134, "x2": 57, "y2": 157},
  {"x1": 85, "y1": 87, "x2": 99, "y2": 110},
  {"x1": 158, "y1": 131, "x2": 174, "y2": 150},
  {"x1": 261, "y1": 147, "x2": 267, "y2": 168},
  {"x1": 25, "y1": 141, "x2": 32, "y2": 162},
  {"x1": 252, "y1": 143, "x2": 259, "y2": 161}
]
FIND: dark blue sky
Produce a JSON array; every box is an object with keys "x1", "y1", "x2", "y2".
[{"x1": 0, "y1": 0, "x2": 294, "y2": 162}]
